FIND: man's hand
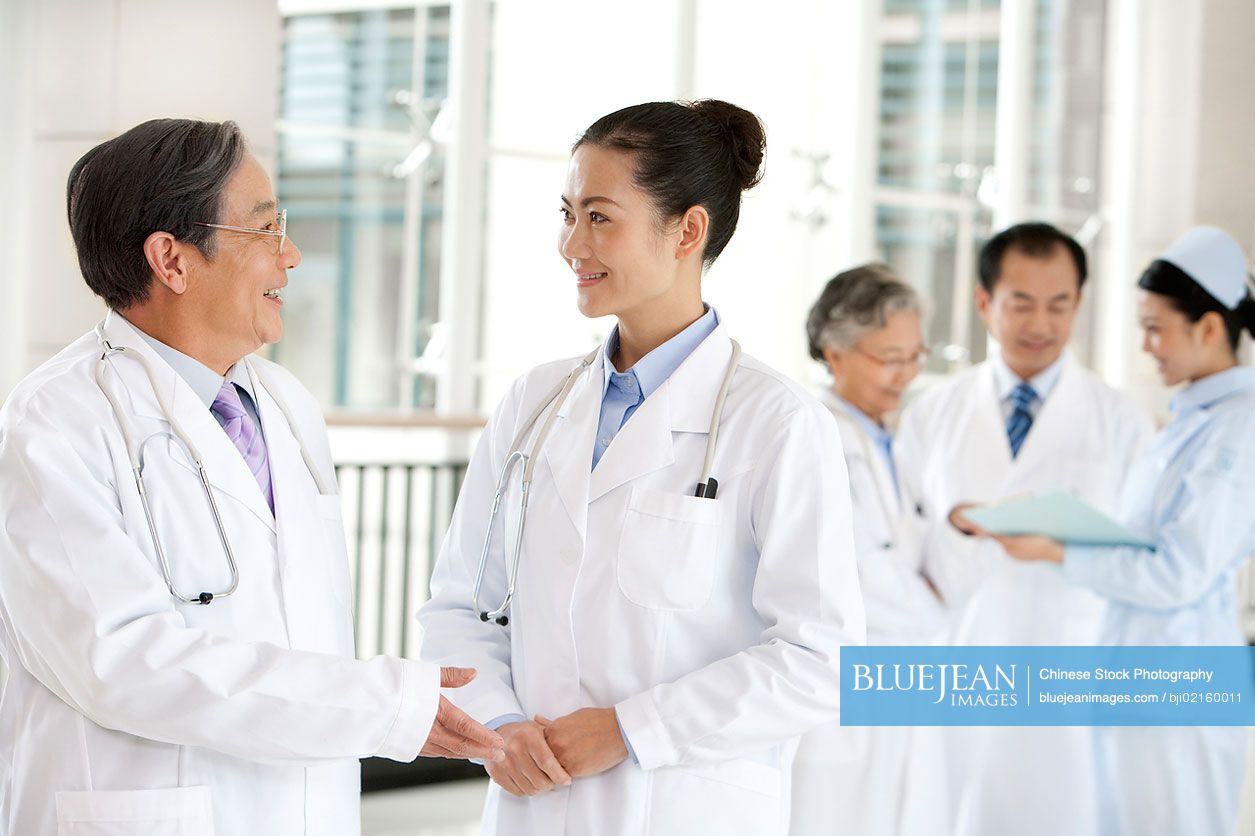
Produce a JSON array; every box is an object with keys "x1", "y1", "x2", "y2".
[
  {"x1": 419, "y1": 667, "x2": 505, "y2": 762},
  {"x1": 539, "y1": 708, "x2": 628, "y2": 779},
  {"x1": 993, "y1": 534, "x2": 1065, "y2": 564},
  {"x1": 484, "y1": 720, "x2": 572, "y2": 797},
  {"x1": 948, "y1": 503, "x2": 988, "y2": 537}
]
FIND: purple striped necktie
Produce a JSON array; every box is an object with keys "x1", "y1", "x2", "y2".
[{"x1": 211, "y1": 381, "x2": 275, "y2": 514}]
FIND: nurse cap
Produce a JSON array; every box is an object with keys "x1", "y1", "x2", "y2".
[{"x1": 1157, "y1": 226, "x2": 1252, "y2": 310}]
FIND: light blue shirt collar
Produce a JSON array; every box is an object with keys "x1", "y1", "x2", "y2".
[
  {"x1": 121, "y1": 315, "x2": 257, "y2": 409},
  {"x1": 1171, "y1": 366, "x2": 1255, "y2": 416},
  {"x1": 601, "y1": 305, "x2": 720, "y2": 399},
  {"x1": 990, "y1": 348, "x2": 1066, "y2": 403},
  {"x1": 831, "y1": 392, "x2": 892, "y2": 449}
]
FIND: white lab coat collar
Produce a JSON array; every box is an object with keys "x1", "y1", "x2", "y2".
[
  {"x1": 97, "y1": 311, "x2": 277, "y2": 531},
  {"x1": 540, "y1": 323, "x2": 737, "y2": 535},
  {"x1": 975, "y1": 352, "x2": 1082, "y2": 469},
  {"x1": 989, "y1": 347, "x2": 1068, "y2": 403},
  {"x1": 123, "y1": 315, "x2": 259, "y2": 412},
  {"x1": 819, "y1": 387, "x2": 902, "y2": 519}
]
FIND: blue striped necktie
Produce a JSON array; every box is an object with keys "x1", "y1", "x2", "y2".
[{"x1": 1006, "y1": 382, "x2": 1037, "y2": 458}]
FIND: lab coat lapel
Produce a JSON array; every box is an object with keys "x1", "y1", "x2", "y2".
[
  {"x1": 244, "y1": 359, "x2": 314, "y2": 521},
  {"x1": 974, "y1": 362, "x2": 1014, "y2": 478},
  {"x1": 1007, "y1": 355, "x2": 1077, "y2": 476},
  {"x1": 99, "y1": 314, "x2": 278, "y2": 532},
  {"x1": 247, "y1": 360, "x2": 340, "y2": 650},
  {"x1": 586, "y1": 383, "x2": 675, "y2": 504},
  {"x1": 587, "y1": 327, "x2": 731, "y2": 504},
  {"x1": 538, "y1": 355, "x2": 601, "y2": 541},
  {"x1": 951, "y1": 362, "x2": 1015, "y2": 501},
  {"x1": 827, "y1": 391, "x2": 903, "y2": 524}
]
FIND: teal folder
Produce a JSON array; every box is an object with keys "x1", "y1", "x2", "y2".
[{"x1": 964, "y1": 491, "x2": 1156, "y2": 549}]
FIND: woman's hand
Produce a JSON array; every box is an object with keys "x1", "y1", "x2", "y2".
[
  {"x1": 484, "y1": 720, "x2": 572, "y2": 797},
  {"x1": 948, "y1": 503, "x2": 988, "y2": 537},
  {"x1": 993, "y1": 534, "x2": 1065, "y2": 564},
  {"x1": 539, "y1": 708, "x2": 629, "y2": 779}
]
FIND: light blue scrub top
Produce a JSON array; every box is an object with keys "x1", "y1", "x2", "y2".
[{"x1": 1062, "y1": 366, "x2": 1255, "y2": 646}]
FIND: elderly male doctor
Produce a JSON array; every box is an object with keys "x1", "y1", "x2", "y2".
[{"x1": 0, "y1": 119, "x2": 503, "y2": 836}]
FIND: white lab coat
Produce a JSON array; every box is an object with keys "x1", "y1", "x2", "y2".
[
  {"x1": 791, "y1": 391, "x2": 949, "y2": 836},
  {"x1": 0, "y1": 313, "x2": 440, "y2": 836},
  {"x1": 894, "y1": 352, "x2": 1153, "y2": 836},
  {"x1": 1061, "y1": 366, "x2": 1255, "y2": 836},
  {"x1": 418, "y1": 325, "x2": 866, "y2": 836}
]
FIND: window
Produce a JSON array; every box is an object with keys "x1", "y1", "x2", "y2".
[
  {"x1": 872, "y1": 0, "x2": 1108, "y2": 371},
  {"x1": 273, "y1": 5, "x2": 452, "y2": 411}
]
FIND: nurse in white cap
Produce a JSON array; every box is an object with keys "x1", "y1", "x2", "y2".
[{"x1": 993, "y1": 226, "x2": 1255, "y2": 836}]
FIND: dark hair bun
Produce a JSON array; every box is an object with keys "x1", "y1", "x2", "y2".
[
  {"x1": 576, "y1": 99, "x2": 767, "y2": 265},
  {"x1": 690, "y1": 99, "x2": 765, "y2": 192},
  {"x1": 1240, "y1": 291, "x2": 1255, "y2": 337}
]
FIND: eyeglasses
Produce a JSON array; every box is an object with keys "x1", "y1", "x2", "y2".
[
  {"x1": 851, "y1": 344, "x2": 930, "y2": 372},
  {"x1": 195, "y1": 208, "x2": 287, "y2": 254}
]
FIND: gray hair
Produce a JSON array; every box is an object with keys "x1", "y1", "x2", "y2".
[{"x1": 806, "y1": 263, "x2": 921, "y2": 359}]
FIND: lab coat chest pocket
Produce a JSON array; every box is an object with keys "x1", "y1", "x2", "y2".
[
  {"x1": 617, "y1": 486, "x2": 722, "y2": 611},
  {"x1": 55, "y1": 786, "x2": 213, "y2": 836}
]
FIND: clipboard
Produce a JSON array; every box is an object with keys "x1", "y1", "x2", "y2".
[{"x1": 964, "y1": 491, "x2": 1155, "y2": 549}]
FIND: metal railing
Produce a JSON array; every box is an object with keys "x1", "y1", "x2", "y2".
[
  {"x1": 334, "y1": 461, "x2": 466, "y2": 660},
  {"x1": 334, "y1": 459, "x2": 487, "y2": 789}
]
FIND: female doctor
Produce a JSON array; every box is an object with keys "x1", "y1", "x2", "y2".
[
  {"x1": 791, "y1": 264, "x2": 948, "y2": 836},
  {"x1": 418, "y1": 100, "x2": 865, "y2": 836},
  {"x1": 994, "y1": 226, "x2": 1255, "y2": 836}
]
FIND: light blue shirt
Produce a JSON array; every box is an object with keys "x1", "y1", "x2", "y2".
[
  {"x1": 124, "y1": 316, "x2": 263, "y2": 428},
  {"x1": 989, "y1": 348, "x2": 1066, "y2": 422},
  {"x1": 1063, "y1": 365, "x2": 1255, "y2": 646},
  {"x1": 591, "y1": 306, "x2": 720, "y2": 470},
  {"x1": 831, "y1": 393, "x2": 899, "y2": 498}
]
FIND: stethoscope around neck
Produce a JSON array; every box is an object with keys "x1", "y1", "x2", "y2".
[
  {"x1": 93, "y1": 324, "x2": 333, "y2": 605},
  {"x1": 471, "y1": 339, "x2": 742, "y2": 625}
]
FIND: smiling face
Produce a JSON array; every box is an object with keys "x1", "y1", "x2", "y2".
[
  {"x1": 976, "y1": 244, "x2": 1081, "y2": 380},
  {"x1": 184, "y1": 155, "x2": 299, "y2": 360},
  {"x1": 1136, "y1": 289, "x2": 1233, "y2": 386},
  {"x1": 824, "y1": 309, "x2": 925, "y2": 421},
  {"x1": 557, "y1": 144, "x2": 697, "y2": 324}
]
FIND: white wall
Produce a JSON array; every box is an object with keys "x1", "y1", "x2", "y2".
[
  {"x1": 1098, "y1": 0, "x2": 1255, "y2": 418},
  {"x1": 0, "y1": 0, "x2": 280, "y2": 396}
]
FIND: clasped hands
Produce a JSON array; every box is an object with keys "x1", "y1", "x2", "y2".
[{"x1": 486, "y1": 707, "x2": 629, "y2": 797}]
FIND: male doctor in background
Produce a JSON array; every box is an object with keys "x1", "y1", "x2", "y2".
[
  {"x1": 0, "y1": 118, "x2": 502, "y2": 836},
  {"x1": 894, "y1": 222, "x2": 1153, "y2": 836}
]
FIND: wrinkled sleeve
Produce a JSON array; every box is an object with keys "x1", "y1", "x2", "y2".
[{"x1": 0, "y1": 396, "x2": 439, "y2": 766}]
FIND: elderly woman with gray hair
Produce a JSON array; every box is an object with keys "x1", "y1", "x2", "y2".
[{"x1": 790, "y1": 264, "x2": 949, "y2": 836}]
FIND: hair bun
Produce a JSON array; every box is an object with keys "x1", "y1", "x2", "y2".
[
  {"x1": 690, "y1": 99, "x2": 766, "y2": 191},
  {"x1": 1240, "y1": 288, "x2": 1255, "y2": 337}
]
